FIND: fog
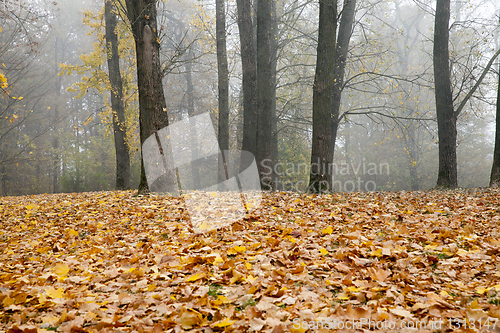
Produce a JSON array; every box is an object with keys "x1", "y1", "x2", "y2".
[{"x1": 1, "y1": 0, "x2": 499, "y2": 195}]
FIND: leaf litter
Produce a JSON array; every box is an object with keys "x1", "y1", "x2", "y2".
[{"x1": 0, "y1": 189, "x2": 500, "y2": 332}]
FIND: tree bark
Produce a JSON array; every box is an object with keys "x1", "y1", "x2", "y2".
[
  {"x1": 236, "y1": 0, "x2": 258, "y2": 164},
  {"x1": 407, "y1": 126, "x2": 419, "y2": 191},
  {"x1": 216, "y1": 0, "x2": 229, "y2": 183},
  {"x1": 433, "y1": 0, "x2": 457, "y2": 188},
  {"x1": 331, "y1": 0, "x2": 356, "y2": 162},
  {"x1": 256, "y1": 0, "x2": 275, "y2": 190},
  {"x1": 124, "y1": 0, "x2": 170, "y2": 194},
  {"x1": 309, "y1": 0, "x2": 337, "y2": 193},
  {"x1": 52, "y1": 34, "x2": 63, "y2": 193},
  {"x1": 270, "y1": 0, "x2": 279, "y2": 186},
  {"x1": 105, "y1": 0, "x2": 130, "y2": 190},
  {"x1": 490, "y1": 14, "x2": 500, "y2": 187}
]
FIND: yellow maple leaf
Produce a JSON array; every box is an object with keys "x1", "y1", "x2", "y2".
[
  {"x1": 245, "y1": 274, "x2": 257, "y2": 284},
  {"x1": 67, "y1": 229, "x2": 79, "y2": 237},
  {"x1": 319, "y1": 248, "x2": 328, "y2": 255},
  {"x1": 41, "y1": 315, "x2": 59, "y2": 325},
  {"x1": 213, "y1": 255, "x2": 224, "y2": 265},
  {"x1": 198, "y1": 221, "x2": 211, "y2": 230},
  {"x1": 470, "y1": 299, "x2": 480, "y2": 309},
  {"x1": 3, "y1": 296, "x2": 14, "y2": 307},
  {"x1": 212, "y1": 295, "x2": 230, "y2": 306},
  {"x1": 186, "y1": 272, "x2": 206, "y2": 282},
  {"x1": 290, "y1": 325, "x2": 308, "y2": 333},
  {"x1": 54, "y1": 263, "x2": 69, "y2": 278},
  {"x1": 213, "y1": 318, "x2": 235, "y2": 328},
  {"x1": 227, "y1": 245, "x2": 246, "y2": 255},
  {"x1": 370, "y1": 248, "x2": 383, "y2": 257},
  {"x1": 38, "y1": 293, "x2": 47, "y2": 304},
  {"x1": 475, "y1": 287, "x2": 490, "y2": 295},
  {"x1": 321, "y1": 226, "x2": 333, "y2": 235},
  {"x1": 45, "y1": 287, "x2": 64, "y2": 299}
]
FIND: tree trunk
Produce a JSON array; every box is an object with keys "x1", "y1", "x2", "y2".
[
  {"x1": 407, "y1": 126, "x2": 419, "y2": 190},
  {"x1": 52, "y1": 35, "x2": 62, "y2": 193},
  {"x1": 331, "y1": 0, "x2": 356, "y2": 162},
  {"x1": 184, "y1": 50, "x2": 201, "y2": 189},
  {"x1": 270, "y1": 0, "x2": 279, "y2": 186},
  {"x1": 216, "y1": 0, "x2": 229, "y2": 183},
  {"x1": 105, "y1": 0, "x2": 130, "y2": 190},
  {"x1": 236, "y1": 0, "x2": 258, "y2": 163},
  {"x1": 309, "y1": 0, "x2": 337, "y2": 193},
  {"x1": 124, "y1": 0, "x2": 170, "y2": 194},
  {"x1": 256, "y1": 0, "x2": 274, "y2": 190},
  {"x1": 433, "y1": 0, "x2": 457, "y2": 188},
  {"x1": 236, "y1": 89, "x2": 244, "y2": 151},
  {"x1": 490, "y1": 14, "x2": 500, "y2": 187}
]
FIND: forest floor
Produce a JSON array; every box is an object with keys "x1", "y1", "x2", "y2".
[{"x1": 0, "y1": 189, "x2": 500, "y2": 333}]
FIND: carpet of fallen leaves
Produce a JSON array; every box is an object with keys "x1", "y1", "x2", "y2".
[{"x1": 1, "y1": 189, "x2": 500, "y2": 333}]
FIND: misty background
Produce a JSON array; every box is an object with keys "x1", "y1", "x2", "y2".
[{"x1": 0, "y1": 0, "x2": 499, "y2": 196}]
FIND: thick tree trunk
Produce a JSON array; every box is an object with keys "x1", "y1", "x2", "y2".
[
  {"x1": 433, "y1": 0, "x2": 457, "y2": 189},
  {"x1": 236, "y1": 0, "x2": 258, "y2": 163},
  {"x1": 309, "y1": 0, "x2": 337, "y2": 193},
  {"x1": 256, "y1": 0, "x2": 274, "y2": 190},
  {"x1": 1, "y1": 163, "x2": 7, "y2": 196},
  {"x1": 124, "y1": 0, "x2": 170, "y2": 194},
  {"x1": 331, "y1": 0, "x2": 356, "y2": 162},
  {"x1": 105, "y1": 0, "x2": 130, "y2": 190},
  {"x1": 216, "y1": 0, "x2": 229, "y2": 183},
  {"x1": 490, "y1": 15, "x2": 500, "y2": 187}
]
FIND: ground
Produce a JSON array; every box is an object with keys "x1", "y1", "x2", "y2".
[{"x1": 0, "y1": 189, "x2": 500, "y2": 332}]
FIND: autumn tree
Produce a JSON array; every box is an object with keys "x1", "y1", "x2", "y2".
[
  {"x1": 433, "y1": 0, "x2": 457, "y2": 188},
  {"x1": 330, "y1": 0, "x2": 356, "y2": 162},
  {"x1": 434, "y1": 0, "x2": 500, "y2": 189},
  {"x1": 308, "y1": 0, "x2": 337, "y2": 193},
  {"x1": 0, "y1": 1, "x2": 62, "y2": 195},
  {"x1": 216, "y1": 0, "x2": 229, "y2": 182},
  {"x1": 490, "y1": 14, "x2": 500, "y2": 187},
  {"x1": 256, "y1": 0, "x2": 276, "y2": 190},
  {"x1": 123, "y1": 0, "x2": 172, "y2": 193},
  {"x1": 236, "y1": 0, "x2": 257, "y2": 172},
  {"x1": 105, "y1": 0, "x2": 130, "y2": 190}
]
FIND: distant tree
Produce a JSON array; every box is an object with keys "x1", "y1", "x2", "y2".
[
  {"x1": 0, "y1": 1, "x2": 59, "y2": 195},
  {"x1": 105, "y1": 0, "x2": 130, "y2": 190},
  {"x1": 308, "y1": 0, "x2": 337, "y2": 193},
  {"x1": 184, "y1": 48, "x2": 201, "y2": 189}
]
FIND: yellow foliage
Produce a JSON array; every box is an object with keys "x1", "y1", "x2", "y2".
[{"x1": 59, "y1": 2, "x2": 138, "y2": 156}]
